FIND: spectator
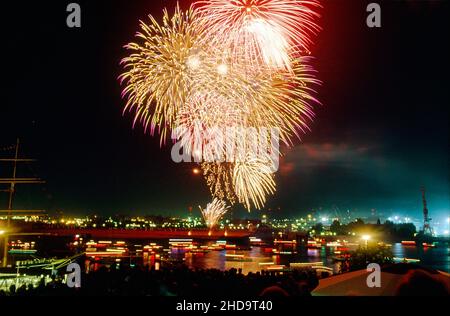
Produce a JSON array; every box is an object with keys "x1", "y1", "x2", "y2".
[{"x1": 395, "y1": 270, "x2": 449, "y2": 296}]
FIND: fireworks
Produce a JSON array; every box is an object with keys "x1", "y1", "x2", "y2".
[
  {"x1": 120, "y1": 1, "x2": 321, "y2": 212},
  {"x1": 119, "y1": 5, "x2": 199, "y2": 142},
  {"x1": 202, "y1": 162, "x2": 237, "y2": 204},
  {"x1": 242, "y1": 58, "x2": 319, "y2": 145},
  {"x1": 233, "y1": 154, "x2": 277, "y2": 211},
  {"x1": 173, "y1": 91, "x2": 244, "y2": 162},
  {"x1": 200, "y1": 198, "x2": 230, "y2": 229},
  {"x1": 195, "y1": 0, "x2": 321, "y2": 71},
  {"x1": 202, "y1": 155, "x2": 277, "y2": 211}
]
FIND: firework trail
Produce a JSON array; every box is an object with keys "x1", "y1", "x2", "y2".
[
  {"x1": 200, "y1": 198, "x2": 230, "y2": 229},
  {"x1": 233, "y1": 153, "x2": 277, "y2": 211}
]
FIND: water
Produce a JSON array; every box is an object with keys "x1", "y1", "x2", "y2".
[
  {"x1": 392, "y1": 243, "x2": 450, "y2": 273},
  {"x1": 183, "y1": 243, "x2": 450, "y2": 274},
  {"x1": 17, "y1": 237, "x2": 450, "y2": 274},
  {"x1": 183, "y1": 246, "x2": 341, "y2": 275}
]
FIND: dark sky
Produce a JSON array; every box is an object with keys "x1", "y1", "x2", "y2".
[{"x1": 0, "y1": 0, "x2": 449, "y2": 222}]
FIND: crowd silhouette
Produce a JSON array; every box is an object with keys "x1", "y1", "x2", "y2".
[
  {"x1": 2, "y1": 263, "x2": 448, "y2": 296},
  {"x1": 0, "y1": 264, "x2": 319, "y2": 296}
]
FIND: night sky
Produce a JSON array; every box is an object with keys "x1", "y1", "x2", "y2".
[{"x1": 1, "y1": 0, "x2": 449, "y2": 222}]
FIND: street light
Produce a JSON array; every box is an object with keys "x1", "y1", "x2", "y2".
[{"x1": 362, "y1": 235, "x2": 371, "y2": 247}]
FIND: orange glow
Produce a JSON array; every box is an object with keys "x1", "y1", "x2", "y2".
[{"x1": 193, "y1": 168, "x2": 201, "y2": 175}]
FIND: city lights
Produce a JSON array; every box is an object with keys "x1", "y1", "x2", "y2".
[{"x1": 361, "y1": 234, "x2": 371, "y2": 247}]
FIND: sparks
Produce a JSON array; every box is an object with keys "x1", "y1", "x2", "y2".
[
  {"x1": 119, "y1": 1, "x2": 322, "y2": 212},
  {"x1": 195, "y1": 0, "x2": 321, "y2": 71},
  {"x1": 200, "y1": 198, "x2": 230, "y2": 229},
  {"x1": 233, "y1": 153, "x2": 276, "y2": 211}
]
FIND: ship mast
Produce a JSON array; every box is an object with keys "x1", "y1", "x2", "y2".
[{"x1": 0, "y1": 138, "x2": 45, "y2": 268}]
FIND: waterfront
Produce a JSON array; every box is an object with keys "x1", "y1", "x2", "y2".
[
  {"x1": 2, "y1": 235, "x2": 449, "y2": 296},
  {"x1": 392, "y1": 243, "x2": 450, "y2": 273},
  {"x1": 184, "y1": 246, "x2": 339, "y2": 275},
  {"x1": 184, "y1": 243, "x2": 450, "y2": 274},
  {"x1": 6, "y1": 235, "x2": 450, "y2": 275}
]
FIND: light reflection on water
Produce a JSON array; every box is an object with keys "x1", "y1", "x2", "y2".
[
  {"x1": 183, "y1": 246, "x2": 341, "y2": 275},
  {"x1": 183, "y1": 243, "x2": 450, "y2": 274},
  {"x1": 32, "y1": 237, "x2": 449, "y2": 274},
  {"x1": 392, "y1": 243, "x2": 450, "y2": 273}
]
